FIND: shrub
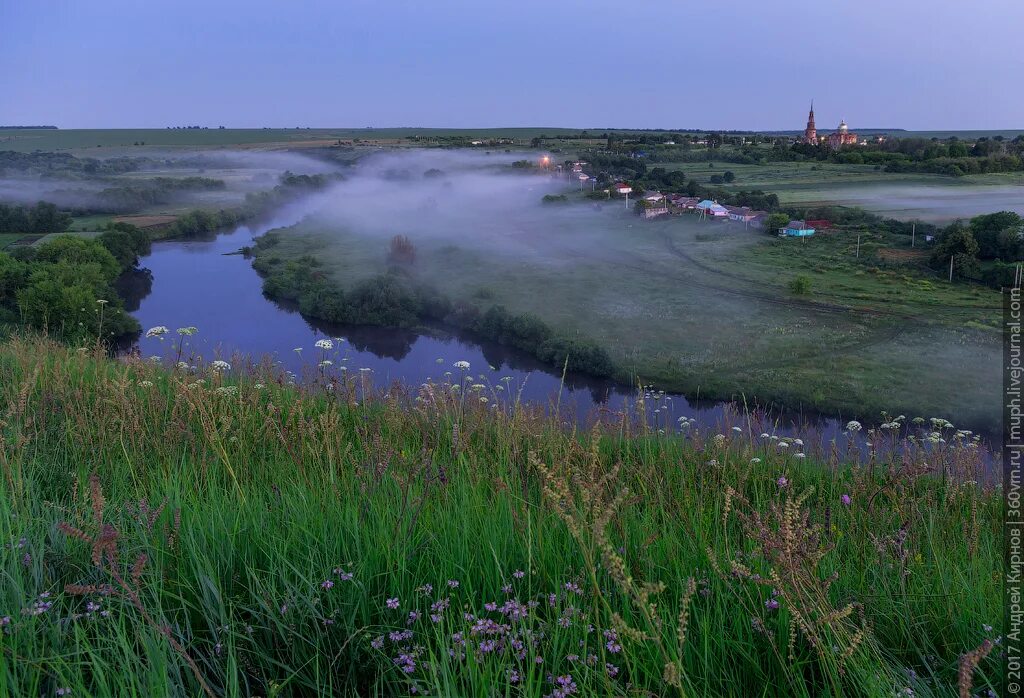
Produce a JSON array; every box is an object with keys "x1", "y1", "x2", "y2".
[{"x1": 789, "y1": 275, "x2": 813, "y2": 295}]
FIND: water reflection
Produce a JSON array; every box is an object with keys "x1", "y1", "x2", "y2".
[{"x1": 120, "y1": 205, "x2": 994, "y2": 458}]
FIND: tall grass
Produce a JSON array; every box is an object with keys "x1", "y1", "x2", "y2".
[{"x1": 0, "y1": 335, "x2": 1001, "y2": 697}]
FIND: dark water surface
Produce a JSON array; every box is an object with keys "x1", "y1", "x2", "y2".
[{"x1": 120, "y1": 206, "x2": 990, "y2": 458}]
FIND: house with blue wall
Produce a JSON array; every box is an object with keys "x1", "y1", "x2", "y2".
[{"x1": 780, "y1": 220, "x2": 815, "y2": 237}]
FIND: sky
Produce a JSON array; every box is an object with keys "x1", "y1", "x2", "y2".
[{"x1": 2, "y1": 0, "x2": 1022, "y2": 131}]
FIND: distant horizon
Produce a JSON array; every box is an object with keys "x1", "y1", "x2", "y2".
[{"x1": 5, "y1": 124, "x2": 1024, "y2": 136}]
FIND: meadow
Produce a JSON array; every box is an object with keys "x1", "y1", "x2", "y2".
[
  {"x1": 586, "y1": 160, "x2": 1024, "y2": 222},
  {"x1": 0, "y1": 334, "x2": 1000, "y2": 697},
  {"x1": 252, "y1": 163, "x2": 1001, "y2": 433}
]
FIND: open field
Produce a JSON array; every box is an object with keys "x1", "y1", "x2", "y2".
[
  {"x1": 5, "y1": 127, "x2": 1024, "y2": 154},
  {"x1": 252, "y1": 158, "x2": 1000, "y2": 431},
  {"x1": 0, "y1": 335, "x2": 1000, "y2": 697},
  {"x1": 636, "y1": 161, "x2": 1024, "y2": 222}
]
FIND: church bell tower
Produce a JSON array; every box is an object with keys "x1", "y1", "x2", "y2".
[{"x1": 804, "y1": 101, "x2": 817, "y2": 143}]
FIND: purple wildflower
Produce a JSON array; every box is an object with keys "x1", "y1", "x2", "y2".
[
  {"x1": 502, "y1": 584, "x2": 513, "y2": 594},
  {"x1": 371, "y1": 636, "x2": 385, "y2": 649},
  {"x1": 321, "y1": 580, "x2": 334, "y2": 590},
  {"x1": 446, "y1": 579, "x2": 459, "y2": 589},
  {"x1": 606, "y1": 663, "x2": 620, "y2": 677},
  {"x1": 777, "y1": 476, "x2": 788, "y2": 488},
  {"x1": 554, "y1": 674, "x2": 578, "y2": 696},
  {"x1": 394, "y1": 653, "x2": 416, "y2": 674},
  {"x1": 386, "y1": 597, "x2": 400, "y2": 610},
  {"x1": 513, "y1": 569, "x2": 525, "y2": 579},
  {"x1": 766, "y1": 598, "x2": 780, "y2": 610},
  {"x1": 840, "y1": 494, "x2": 852, "y2": 506}
]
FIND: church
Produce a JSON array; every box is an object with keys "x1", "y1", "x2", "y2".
[{"x1": 801, "y1": 102, "x2": 858, "y2": 148}]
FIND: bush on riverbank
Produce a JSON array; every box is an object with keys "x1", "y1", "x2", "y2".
[
  {"x1": 0, "y1": 335, "x2": 1000, "y2": 696},
  {"x1": 253, "y1": 237, "x2": 617, "y2": 378},
  {"x1": 0, "y1": 233, "x2": 144, "y2": 341}
]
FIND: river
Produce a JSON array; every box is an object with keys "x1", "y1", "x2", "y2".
[{"x1": 117, "y1": 202, "x2": 989, "y2": 460}]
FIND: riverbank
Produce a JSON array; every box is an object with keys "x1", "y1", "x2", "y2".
[
  {"x1": 0, "y1": 335, "x2": 1000, "y2": 696},
  {"x1": 248, "y1": 199, "x2": 1000, "y2": 434}
]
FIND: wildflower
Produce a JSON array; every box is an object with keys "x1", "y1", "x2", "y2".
[
  {"x1": 321, "y1": 580, "x2": 334, "y2": 590},
  {"x1": 319, "y1": 360, "x2": 333, "y2": 368},
  {"x1": 210, "y1": 360, "x2": 231, "y2": 372},
  {"x1": 554, "y1": 674, "x2": 578, "y2": 696},
  {"x1": 759, "y1": 433, "x2": 771, "y2": 439},
  {"x1": 176, "y1": 326, "x2": 198, "y2": 336},
  {"x1": 794, "y1": 453, "x2": 805, "y2": 459},
  {"x1": 254, "y1": 383, "x2": 265, "y2": 390},
  {"x1": 846, "y1": 420, "x2": 862, "y2": 432},
  {"x1": 606, "y1": 663, "x2": 619, "y2": 677},
  {"x1": 502, "y1": 584, "x2": 513, "y2": 594},
  {"x1": 96, "y1": 299, "x2": 108, "y2": 305},
  {"x1": 777, "y1": 476, "x2": 788, "y2": 488},
  {"x1": 334, "y1": 568, "x2": 354, "y2": 581},
  {"x1": 394, "y1": 653, "x2": 416, "y2": 673},
  {"x1": 765, "y1": 598, "x2": 780, "y2": 610},
  {"x1": 315, "y1": 339, "x2": 334, "y2": 350},
  {"x1": 564, "y1": 581, "x2": 582, "y2": 594},
  {"x1": 513, "y1": 569, "x2": 525, "y2": 579},
  {"x1": 386, "y1": 597, "x2": 400, "y2": 610},
  {"x1": 56, "y1": 689, "x2": 72, "y2": 697},
  {"x1": 750, "y1": 457, "x2": 761, "y2": 464},
  {"x1": 0, "y1": 616, "x2": 10, "y2": 626},
  {"x1": 732, "y1": 426, "x2": 743, "y2": 433},
  {"x1": 840, "y1": 494, "x2": 852, "y2": 506},
  {"x1": 145, "y1": 326, "x2": 169, "y2": 338},
  {"x1": 453, "y1": 361, "x2": 470, "y2": 370},
  {"x1": 777, "y1": 441, "x2": 789, "y2": 449},
  {"x1": 138, "y1": 380, "x2": 153, "y2": 388},
  {"x1": 446, "y1": 579, "x2": 459, "y2": 589},
  {"x1": 407, "y1": 611, "x2": 421, "y2": 624}
]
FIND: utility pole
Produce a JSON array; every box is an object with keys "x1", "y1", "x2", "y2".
[
  {"x1": 949, "y1": 255, "x2": 954, "y2": 282},
  {"x1": 911, "y1": 223, "x2": 916, "y2": 248},
  {"x1": 856, "y1": 233, "x2": 861, "y2": 258}
]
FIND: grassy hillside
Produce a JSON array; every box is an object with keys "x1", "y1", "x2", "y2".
[{"x1": 0, "y1": 335, "x2": 1000, "y2": 696}]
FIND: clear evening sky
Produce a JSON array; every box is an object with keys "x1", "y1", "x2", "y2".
[{"x1": 3, "y1": 0, "x2": 1021, "y2": 131}]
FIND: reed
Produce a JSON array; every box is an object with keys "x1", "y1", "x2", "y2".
[{"x1": 0, "y1": 335, "x2": 1001, "y2": 697}]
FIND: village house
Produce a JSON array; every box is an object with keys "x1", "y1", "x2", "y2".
[
  {"x1": 726, "y1": 206, "x2": 768, "y2": 226},
  {"x1": 780, "y1": 220, "x2": 816, "y2": 237},
  {"x1": 667, "y1": 194, "x2": 699, "y2": 210},
  {"x1": 696, "y1": 199, "x2": 730, "y2": 218},
  {"x1": 613, "y1": 183, "x2": 633, "y2": 195}
]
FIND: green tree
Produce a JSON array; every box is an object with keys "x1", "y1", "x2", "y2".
[{"x1": 764, "y1": 213, "x2": 790, "y2": 234}]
